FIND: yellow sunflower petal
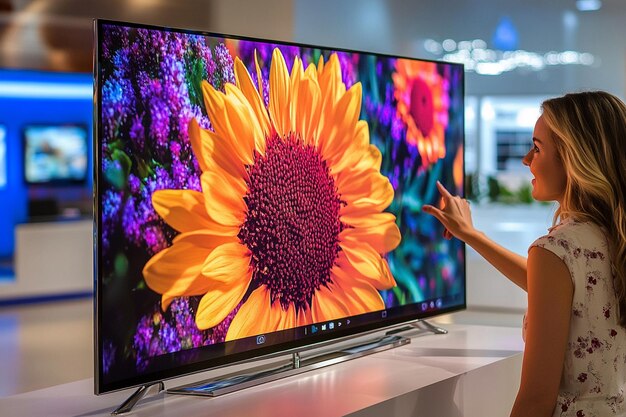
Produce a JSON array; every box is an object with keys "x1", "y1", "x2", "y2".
[
  {"x1": 361, "y1": 144, "x2": 383, "y2": 172},
  {"x1": 391, "y1": 72, "x2": 406, "y2": 90},
  {"x1": 304, "y1": 62, "x2": 318, "y2": 82},
  {"x1": 296, "y1": 305, "x2": 313, "y2": 326},
  {"x1": 224, "y1": 83, "x2": 266, "y2": 153},
  {"x1": 328, "y1": 120, "x2": 369, "y2": 174},
  {"x1": 254, "y1": 50, "x2": 264, "y2": 101},
  {"x1": 316, "y1": 54, "x2": 325, "y2": 75},
  {"x1": 234, "y1": 57, "x2": 270, "y2": 145},
  {"x1": 195, "y1": 268, "x2": 252, "y2": 330},
  {"x1": 268, "y1": 48, "x2": 292, "y2": 137},
  {"x1": 395, "y1": 58, "x2": 408, "y2": 76},
  {"x1": 161, "y1": 294, "x2": 177, "y2": 310},
  {"x1": 201, "y1": 170, "x2": 247, "y2": 227},
  {"x1": 290, "y1": 56, "x2": 303, "y2": 125},
  {"x1": 172, "y1": 229, "x2": 237, "y2": 247},
  {"x1": 318, "y1": 82, "x2": 362, "y2": 163},
  {"x1": 338, "y1": 241, "x2": 396, "y2": 290},
  {"x1": 337, "y1": 144, "x2": 382, "y2": 178},
  {"x1": 152, "y1": 189, "x2": 223, "y2": 234},
  {"x1": 201, "y1": 241, "x2": 251, "y2": 283},
  {"x1": 453, "y1": 145, "x2": 464, "y2": 190},
  {"x1": 201, "y1": 80, "x2": 254, "y2": 165},
  {"x1": 277, "y1": 301, "x2": 297, "y2": 330},
  {"x1": 143, "y1": 240, "x2": 211, "y2": 307},
  {"x1": 189, "y1": 118, "x2": 246, "y2": 178},
  {"x1": 339, "y1": 172, "x2": 394, "y2": 216},
  {"x1": 331, "y1": 268, "x2": 386, "y2": 312},
  {"x1": 311, "y1": 284, "x2": 352, "y2": 322},
  {"x1": 226, "y1": 285, "x2": 279, "y2": 340},
  {"x1": 337, "y1": 169, "x2": 387, "y2": 201},
  {"x1": 188, "y1": 118, "x2": 209, "y2": 172},
  {"x1": 317, "y1": 53, "x2": 345, "y2": 106},
  {"x1": 294, "y1": 77, "x2": 322, "y2": 145},
  {"x1": 340, "y1": 213, "x2": 401, "y2": 254}
]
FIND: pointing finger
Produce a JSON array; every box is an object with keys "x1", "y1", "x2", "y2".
[
  {"x1": 422, "y1": 204, "x2": 446, "y2": 225},
  {"x1": 436, "y1": 181, "x2": 453, "y2": 199}
]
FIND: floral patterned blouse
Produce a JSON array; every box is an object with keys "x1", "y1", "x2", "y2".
[{"x1": 529, "y1": 218, "x2": 626, "y2": 417}]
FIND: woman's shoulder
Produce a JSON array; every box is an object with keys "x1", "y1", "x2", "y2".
[
  {"x1": 530, "y1": 218, "x2": 607, "y2": 258},
  {"x1": 550, "y1": 218, "x2": 605, "y2": 241}
]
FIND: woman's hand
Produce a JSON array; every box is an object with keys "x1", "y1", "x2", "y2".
[
  {"x1": 422, "y1": 181, "x2": 476, "y2": 242},
  {"x1": 423, "y1": 181, "x2": 529, "y2": 291}
]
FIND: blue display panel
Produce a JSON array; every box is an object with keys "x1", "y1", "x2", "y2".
[{"x1": 0, "y1": 69, "x2": 92, "y2": 258}]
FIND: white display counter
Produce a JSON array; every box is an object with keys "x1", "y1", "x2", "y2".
[
  {"x1": 0, "y1": 323, "x2": 524, "y2": 417},
  {"x1": 0, "y1": 219, "x2": 92, "y2": 300}
]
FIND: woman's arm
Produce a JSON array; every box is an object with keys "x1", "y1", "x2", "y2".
[
  {"x1": 509, "y1": 246, "x2": 573, "y2": 417},
  {"x1": 464, "y1": 229, "x2": 529, "y2": 291},
  {"x1": 422, "y1": 181, "x2": 528, "y2": 291}
]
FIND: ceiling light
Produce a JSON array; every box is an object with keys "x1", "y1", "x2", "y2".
[
  {"x1": 576, "y1": 0, "x2": 602, "y2": 11},
  {"x1": 424, "y1": 38, "x2": 595, "y2": 76}
]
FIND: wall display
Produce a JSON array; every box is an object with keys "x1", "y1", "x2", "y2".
[
  {"x1": 23, "y1": 124, "x2": 89, "y2": 185},
  {"x1": 95, "y1": 19, "x2": 465, "y2": 395}
]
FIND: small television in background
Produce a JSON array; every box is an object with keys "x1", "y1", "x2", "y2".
[{"x1": 23, "y1": 124, "x2": 88, "y2": 185}]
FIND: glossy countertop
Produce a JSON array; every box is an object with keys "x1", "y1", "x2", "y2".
[{"x1": 0, "y1": 323, "x2": 525, "y2": 417}]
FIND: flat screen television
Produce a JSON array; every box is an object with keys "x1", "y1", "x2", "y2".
[
  {"x1": 23, "y1": 124, "x2": 88, "y2": 185},
  {"x1": 95, "y1": 19, "x2": 465, "y2": 396}
]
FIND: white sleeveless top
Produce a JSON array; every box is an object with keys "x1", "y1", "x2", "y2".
[{"x1": 529, "y1": 218, "x2": 626, "y2": 416}]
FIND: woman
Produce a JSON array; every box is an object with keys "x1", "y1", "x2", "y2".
[{"x1": 423, "y1": 91, "x2": 626, "y2": 417}]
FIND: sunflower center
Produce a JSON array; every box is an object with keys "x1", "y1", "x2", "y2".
[
  {"x1": 409, "y1": 77, "x2": 434, "y2": 137},
  {"x1": 238, "y1": 133, "x2": 343, "y2": 311}
]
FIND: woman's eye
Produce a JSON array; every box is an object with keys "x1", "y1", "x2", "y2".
[{"x1": 532, "y1": 145, "x2": 539, "y2": 153}]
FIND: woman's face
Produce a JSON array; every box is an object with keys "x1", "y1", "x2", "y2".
[{"x1": 522, "y1": 115, "x2": 567, "y2": 203}]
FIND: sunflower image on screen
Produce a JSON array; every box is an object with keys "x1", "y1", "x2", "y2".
[
  {"x1": 393, "y1": 59, "x2": 449, "y2": 169},
  {"x1": 142, "y1": 48, "x2": 401, "y2": 342}
]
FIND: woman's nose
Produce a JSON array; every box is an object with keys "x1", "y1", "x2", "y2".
[{"x1": 522, "y1": 149, "x2": 533, "y2": 167}]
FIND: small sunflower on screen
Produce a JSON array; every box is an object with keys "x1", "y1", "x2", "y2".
[
  {"x1": 143, "y1": 48, "x2": 401, "y2": 341},
  {"x1": 392, "y1": 59, "x2": 450, "y2": 168}
]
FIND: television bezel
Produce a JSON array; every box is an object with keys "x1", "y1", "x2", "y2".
[
  {"x1": 22, "y1": 122, "x2": 89, "y2": 186},
  {"x1": 94, "y1": 18, "x2": 466, "y2": 395}
]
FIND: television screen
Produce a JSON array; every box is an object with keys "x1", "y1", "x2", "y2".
[
  {"x1": 23, "y1": 124, "x2": 88, "y2": 185},
  {"x1": 96, "y1": 19, "x2": 465, "y2": 394},
  {"x1": 0, "y1": 125, "x2": 6, "y2": 188}
]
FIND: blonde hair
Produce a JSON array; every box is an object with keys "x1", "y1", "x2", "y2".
[{"x1": 541, "y1": 91, "x2": 626, "y2": 327}]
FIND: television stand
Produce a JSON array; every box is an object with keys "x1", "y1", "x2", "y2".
[
  {"x1": 167, "y1": 333, "x2": 410, "y2": 398},
  {"x1": 112, "y1": 381, "x2": 164, "y2": 415},
  {"x1": 385, "y1": 319, "x2": 448, "y2": 336},
  {"x1": 111, "y1": 320, "x2": 448, "y2": 414}
]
